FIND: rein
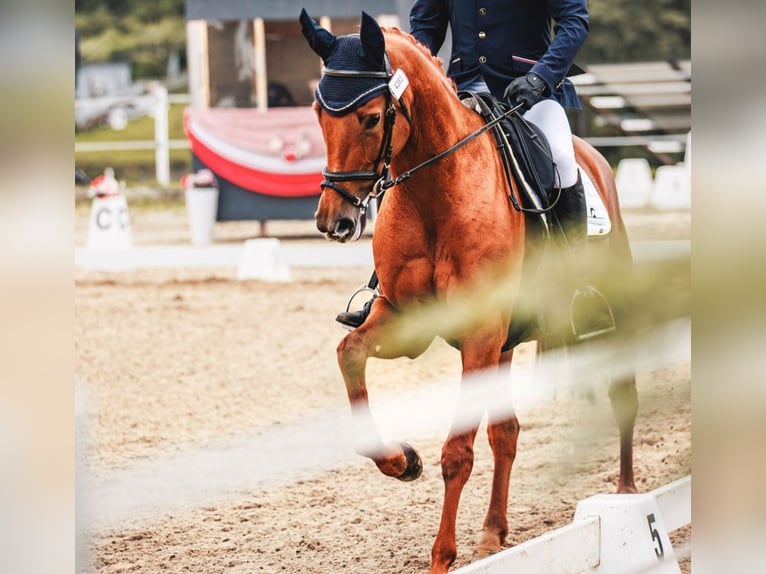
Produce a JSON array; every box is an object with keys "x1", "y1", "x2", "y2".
[
  {"x1": 319, "y1": 58, "x2": 526, "y2": 213},
  {"x1": 379, "y1": 100, "x2": 526, "y2": 192}
]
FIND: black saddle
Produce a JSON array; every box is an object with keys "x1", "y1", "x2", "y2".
[{"x1": 459, "y1": 91, "x2": 558, "y2": 223}]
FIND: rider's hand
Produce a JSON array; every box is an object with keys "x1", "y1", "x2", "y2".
[{"x1": 503, "y1": 72, "x2": 549, "y2": 109}]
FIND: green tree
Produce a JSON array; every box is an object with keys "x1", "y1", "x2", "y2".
[
  {"x1": 75, "y1": 0, "x2": 691, "y2": 78},
  {"x1": 583, "y1": 0, "x2": 691, "y2": 63},
  {"x1": 76, "y1": 0, "x2": 185, "y2": 78}
]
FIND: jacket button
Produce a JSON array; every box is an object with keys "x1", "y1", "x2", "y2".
[
  {"x1": 478, "y1": 31, "x2": 486, "y2": 39},
  {"x1": 479, "y1": 7, "x2": 487, "y2": 16},
  {"x1": 479, "y1": 56, "x2": 487, "y2": 64}
]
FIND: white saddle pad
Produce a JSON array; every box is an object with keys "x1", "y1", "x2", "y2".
[{"x1": 580, "y1": 166, "x2": 612, "y2": 236}]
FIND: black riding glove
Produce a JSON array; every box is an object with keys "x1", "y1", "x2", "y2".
[{"x1": 503, "y1": 72, "x2": 549, "y2": 110}]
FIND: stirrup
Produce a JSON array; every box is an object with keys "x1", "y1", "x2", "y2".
[
  {"x1": 337, "y1": 284, "x2": 379, "y2": 331},
  {"x1": 569, "y1": 285, "x2": 616, "y2": 342}
]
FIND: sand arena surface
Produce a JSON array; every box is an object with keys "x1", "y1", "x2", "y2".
[{"x1": 76, "y1": 206, "x2": 691, "y2": 573}]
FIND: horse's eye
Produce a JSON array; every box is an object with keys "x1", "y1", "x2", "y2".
[{"x1": 362, "y1": 114, "x2": 381, "y2": 130}]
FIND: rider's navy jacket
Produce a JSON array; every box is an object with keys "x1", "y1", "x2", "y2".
[{"x1": 409, "y1": 0, "x2": 588, "y2": 109}]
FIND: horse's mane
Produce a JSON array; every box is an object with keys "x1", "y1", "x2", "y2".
[{"x1": 381, "y1": 27, "x2": 457, "y2": 95}]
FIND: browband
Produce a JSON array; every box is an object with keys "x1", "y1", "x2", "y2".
[
  {"x1": 322, "y1": 53, "x2": 394, "y2": 80},
  {"x1": 322, "y1": 68, "x2": 388, "y2": 78}
]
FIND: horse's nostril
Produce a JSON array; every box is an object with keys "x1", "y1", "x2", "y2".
[{"x1": 335, "y1": 218, "x2": 355, "y2": 236}]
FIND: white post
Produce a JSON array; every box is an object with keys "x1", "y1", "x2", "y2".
[
  {"x1": 253, "y1": 18, "x2": 267, "y2": 113},
  {"x1": 186, "y1": 20, "x2": 210, "y2": 109},
  {"x1": 152, "y1": 85, "x2": 170, "y2": 186}
]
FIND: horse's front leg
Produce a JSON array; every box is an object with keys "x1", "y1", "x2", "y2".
[
  {"x1": 474, "y1": 347, "x2": 520, "y2": 559},
  {"x1": 431, "y1": 328, "x2": 505, "y2": 574},
  {"x1": 337, "y1": 296, "x2": 431, "y2": 481}
]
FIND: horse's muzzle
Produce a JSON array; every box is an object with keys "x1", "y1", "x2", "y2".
[
  {"x1": 330, "y1": 216, "x2": 356, "y2": 242},
  {"x1": 316, "y1": 212, "x2": 367, "y2": 243}
]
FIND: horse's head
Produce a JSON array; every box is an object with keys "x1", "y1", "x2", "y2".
[{"x1": 300, "y1": 10, "x2": 412, "y2": 242}]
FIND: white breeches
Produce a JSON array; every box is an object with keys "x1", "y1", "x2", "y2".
[
  {"x1": 461, "y1": 77, "x2": 579, "y2": 188},
  {"x1": 522, "y1": 99, "x2": 579, "y2": 188}
]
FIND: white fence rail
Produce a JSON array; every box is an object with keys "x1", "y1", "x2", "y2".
[
  {"x1": 75, "y1": 90, "x2": 191, "y2": 186},
  {"x1": 74, "y1": 140, "x2": 190, "y2": 152},
  {"x1": 455, "y1": 475, "x2": 691, "y2": 574}
]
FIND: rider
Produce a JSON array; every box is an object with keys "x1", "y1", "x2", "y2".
[{"x1": 337, "y1": 0, "x2": 612, "y2": 339}]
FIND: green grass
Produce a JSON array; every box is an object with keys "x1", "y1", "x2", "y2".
[{"x1": 75, "y1": 102, "x2": 192, "y2": 186}]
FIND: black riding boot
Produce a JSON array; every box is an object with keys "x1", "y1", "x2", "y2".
[
  {"x1": 336, "y1": 271, "x2": 378, "y2": 329},
  {"x1": 553, "y1": 176, "x2": 616, "y2": 341},
  {"x1": 336, "y1": 294, "x2": 376, "y2": 329},
  {"x1": 553, "y1": 176, "x2": 587, "y2": 249}
]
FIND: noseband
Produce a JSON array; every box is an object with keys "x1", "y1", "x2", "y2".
[{"x1": 320, "y1": 55, "x2": 411, "y2": 216}]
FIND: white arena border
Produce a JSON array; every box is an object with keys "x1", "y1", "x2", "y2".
[
  {"x1": 75, "y1": 239, "x2": 690, "y2": 271},
  {"x1": 454, "y1": 475, "x2": 691, "y2": 574}
]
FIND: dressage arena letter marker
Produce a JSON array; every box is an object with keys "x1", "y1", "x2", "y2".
[
  {"x1": 388, "y1": 68, "x2": 409, "y2": 100},
  {"x1": 572, "y1": 493, "x2": 681, "y2": 573},
  {"x1": 86, "y1": 195, "x2": 133, "y2": 251},
  {"x1": 237, "y1": 238, "x2": 291, "y2": 282}
]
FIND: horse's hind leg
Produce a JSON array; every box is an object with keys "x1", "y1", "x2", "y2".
[
  {"x1": 337, "y1": 298, "x2": 431, "y2": 480},
  {"x1": 474, "y1": 347, "x2": 520, "y2": 559},
  {"x1": 608, "y1": 372, "x2": 638, "y2": 493}
]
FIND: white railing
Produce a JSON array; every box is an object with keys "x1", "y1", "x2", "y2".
[{"x1": 74, "y1": 88, "x2": 191, "y2": 186}]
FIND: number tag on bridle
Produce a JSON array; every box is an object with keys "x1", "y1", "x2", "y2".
[{"x1": 388, "y1": 68, "x2": 409, "y2": 100}]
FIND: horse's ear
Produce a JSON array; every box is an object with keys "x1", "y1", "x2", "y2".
[
  {"x1": 299, "y1": 8, "x2": 337, "y2": 62},
  {"x1": 359, "y1": 11, "x2": 386, "y2": 70}
]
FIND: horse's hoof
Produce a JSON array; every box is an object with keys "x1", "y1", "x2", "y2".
[
  {"x1": 395, "y1": 442, "x2": 423, "y2": 482},
  {"x1": 471, "y1": 547, "x2": 499, "y2": 561},
  {"x1": 472, "y1": 531, "x2": 503, "y2": 561}
]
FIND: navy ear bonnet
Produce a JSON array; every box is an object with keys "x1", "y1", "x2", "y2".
[
  {"x1": 316, "y1": 36, "x2": 389, "y2": 116},
  {"x1": 300, "y1": 9, "x2": 389, "y2": 116}
]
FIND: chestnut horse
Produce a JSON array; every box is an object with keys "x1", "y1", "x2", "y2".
[{"x1": 301, "y1": 11, "x2": 637, "y2": 573}]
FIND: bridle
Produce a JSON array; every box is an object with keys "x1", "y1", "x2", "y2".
[
  {"x1": 319, "y1": 53, "x2": 411, "y2": 218},
  {"x1": 320, "y1": 55, "x2": 527, "y2": 215}
]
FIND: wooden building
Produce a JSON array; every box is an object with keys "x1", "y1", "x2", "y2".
[{"x1": 183, "y1": 1, "x2": 406, "y2": 222}]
